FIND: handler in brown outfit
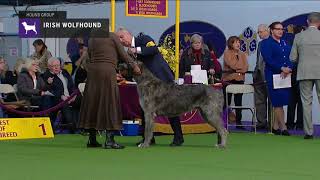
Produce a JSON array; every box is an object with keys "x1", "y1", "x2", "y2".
[{"x1": 79, "y1": 31, "x2": 140, "y2": 149}]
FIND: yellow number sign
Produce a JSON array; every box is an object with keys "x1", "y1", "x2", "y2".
[{"x1": 0, "y1": 117, "x2": 54, "y2": 140}]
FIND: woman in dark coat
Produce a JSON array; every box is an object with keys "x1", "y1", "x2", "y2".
[
  {"x1": 179, "y1": 34, "x2": 215, "y2": 78},
  {"x1": 17, "y1": 58, "x2": 50, "y2": 109},
  {"x1": 79, "y1": 31, "x2": 140, "y2": 149}
]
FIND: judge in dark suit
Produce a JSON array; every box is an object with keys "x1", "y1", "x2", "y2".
[{"x1": 116, "y1": 28, "x2": 184, "y2": 146}]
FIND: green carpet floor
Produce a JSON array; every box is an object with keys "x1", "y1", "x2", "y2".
[{"x1": 0, "y1": 133, "x2": 319, "y2": 180}]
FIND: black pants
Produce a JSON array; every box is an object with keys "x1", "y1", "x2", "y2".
[
  {"x1": 140, "y1": 110, "x2": 183, "y2": 142},
  {"x1": 287, "y1": 81, "x2": 303, "y2": 129},
  {"x1": 223, "y1": 80, "x2": 244, "y2": 124}
]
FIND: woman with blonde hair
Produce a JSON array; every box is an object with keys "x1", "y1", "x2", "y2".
[{"x1": 17, "y1": 58, "x2": 50, "y2": 108}]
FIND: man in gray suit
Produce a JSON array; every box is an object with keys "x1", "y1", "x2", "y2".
[
  {"x1": 290, "y1": 12, "x2": 320, "y2": 139},
  {"x1": 253, "y1": 24, "x2": 270, "y2": 129}
]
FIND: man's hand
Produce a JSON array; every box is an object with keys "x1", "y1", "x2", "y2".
[
  {"x1": 61, "y1": 95, "x2": 68, "y2": 101},
  {"x1": 68, "y1": 96, "x2": 76, "y2": 104},
  {"x1": 47, "y1": 77, "x2": 54, "y2": 84},
  {"x1": 209, "y1": 68, "x2": 215, "y2": 75},
  {"x1": 40, "y1": 91, "x2": 45, "y2": 96},
  {"x1": 128, "y1": 47, "x2": 137, "y2": 54}
]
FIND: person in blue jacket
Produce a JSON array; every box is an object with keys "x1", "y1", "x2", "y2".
[{"x1": 260, "y1": 21, "x2": 293, "y2": 136}]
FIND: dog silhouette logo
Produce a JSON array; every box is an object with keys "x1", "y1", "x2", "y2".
[
  {"x1": 21, "y1": 21, "x2": 37, "y2": 34},
  {"x1": 19, "y1": 18, "x2": 41, "y2": 38}
]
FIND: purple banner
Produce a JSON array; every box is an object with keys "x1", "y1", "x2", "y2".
[{"x1": 126, "y1": 0, "x2": 167, "y2": 18}]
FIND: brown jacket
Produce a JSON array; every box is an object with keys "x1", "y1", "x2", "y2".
[
  {"x1": 31, "y1": 49, "x2": 52, "y2": 73},
  {"x1": 222, "y1": 49, "x2": 248, "y2": 81}
]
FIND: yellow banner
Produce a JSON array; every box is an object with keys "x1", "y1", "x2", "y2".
[{"x1": 0, "y1": 117, "x2": 54, "y2": 140}]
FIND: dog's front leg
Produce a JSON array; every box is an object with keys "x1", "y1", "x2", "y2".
[{"x1": 139, "y1": 112, "x2": 155, "y2": 148}]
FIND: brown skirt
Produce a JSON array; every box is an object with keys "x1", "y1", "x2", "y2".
[{"x1": 78, "y1": 63, "x2": 122, "y2": 130}]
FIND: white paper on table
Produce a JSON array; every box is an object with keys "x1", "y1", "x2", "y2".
[
  {"x1": 191, "y1": 70, "x2": 208, "y2": 85},
  {"x1": 273, "y1": 74, "x2": 291, "y2": 89}
]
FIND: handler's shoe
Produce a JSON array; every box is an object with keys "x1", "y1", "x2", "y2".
[
  {"x1": 105, "y1": 142, "x2": 125, "y2": 149},
  {"x1": 169, "y1": 139, "x2": 184, "y2": 147}
]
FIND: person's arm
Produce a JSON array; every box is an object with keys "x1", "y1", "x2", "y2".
[
  {"x1": 237, "y1": 54, "x2": 249, "y2": 73},
  {"x1": 290, "y1": 35, "x2": 299, "y2": 63},
  {"x1": 112, "y1": 34, "x2": 141, "y2": 74},
  {"x1": 260, "y1": 41, "x2": 283, "y2": 72},
  {"x1": 136, "y1": 35, "x2": 160, "y2": 56},
  {"x1": 223, "y1": 51, "x2": 245, "y2": 71}
]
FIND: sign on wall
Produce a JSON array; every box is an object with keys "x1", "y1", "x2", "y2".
[
  {"x1": 126, "y1": 0, "x2": 168, "y2": 18},
  {"x1": 239, "y1": 27, "x2": 257, "y2": 56}
]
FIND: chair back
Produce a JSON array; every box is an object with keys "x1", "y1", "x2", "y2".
[
  {"x1": 0, "y1": 84, "x2": 16, "y2": 94},
  {"x1": 226, "y1": 84, "x2": 254, "y2": 94}
]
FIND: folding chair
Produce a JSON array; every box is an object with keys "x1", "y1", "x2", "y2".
[
  {"x1": 0, "y1": 84, "x2": 19, "y2": 101},
  {"x1": 226, "y1": 84, "x2": 257, "y2": 133}
]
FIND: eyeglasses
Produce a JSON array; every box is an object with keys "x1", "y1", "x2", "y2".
[
  {"x1": 273, "y1": 28, "x2": 285, "y2": 31},
  {"x1": 50, "y1": 64, "x2": 61, "y2": 68}
]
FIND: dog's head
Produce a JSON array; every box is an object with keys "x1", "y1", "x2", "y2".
[{"x1": 21, "y1": 22, "x2": 27, "y2": 26}]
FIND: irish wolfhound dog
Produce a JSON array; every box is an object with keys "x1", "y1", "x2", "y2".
[{"x1": 133, "y1": 64, "x2": 228, "y2": 148}]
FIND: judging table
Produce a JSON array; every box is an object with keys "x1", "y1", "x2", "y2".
[{"x1": 119, "y1": 84, "x2": 224, "y2": 134}]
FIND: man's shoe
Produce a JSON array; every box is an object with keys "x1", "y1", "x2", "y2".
[
  {"x1": 281, "y1": 130, "x2": 290, "y2": 136},
  {"x1": 304, "y1": 135, "x2": 313, "y2": 139},
  {"x1": 105, "y1": 142, "x2": 125, "y2": 149},
  {"x1": 272, "y1": 129, "x2": 281, "y2": 135},
  {"x1": 169, "y1": 139, "x2": 184, "y2": 147}
]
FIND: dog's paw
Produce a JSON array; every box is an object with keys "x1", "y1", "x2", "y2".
[
  {"x1": 138, "y1": 143, "x2": 150, "y2": 148},
  {"x1": 215, "y1": 143, "x2": 226, "y2": 149}
]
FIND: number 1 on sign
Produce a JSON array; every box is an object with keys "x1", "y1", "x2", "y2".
[{"x1": 39, "y1": 124, "x2": 47, "y2": 135}]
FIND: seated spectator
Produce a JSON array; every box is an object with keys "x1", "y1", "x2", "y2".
[
  {"x1": 17, "y1": 58, "x2": 52, "y2": 110},
  {"x1": 31, "y1": 39, "x2": 52, "y2": 73},
  {"x1": 42, "y1": 57, "x2": 78, "y2": 133},
  {"x1": 222, "y1": 36, "x2": 249, "y2": 128},
  {"x1": 179, "y1": 34, "x2": 215, "y2": 79},
  {"x1": 0, "y1": 57, "x2": 19, "y2": 103},
  {"x1": 207, "y1": 42, "x2": 222, "y2": 80}
]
